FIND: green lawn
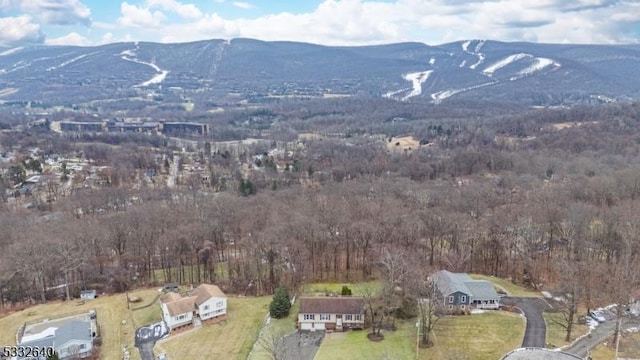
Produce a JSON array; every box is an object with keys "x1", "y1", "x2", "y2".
[
  {"x1": 130, "y1": 289, "x2": 163, "y2": 327},
  {"x1": 248, "y1": 300, "x2": 299, "y2": 360},
  {"x1": 590, "y1": 331, "x2": 640, "y2": 360},
  {"x1": 315, "y1": 320, "x2": 416, "y2": 360},
  {"x1": 543, "y1": 311, "x2": 589, "y2": 348},
  {"x1": 423, "y1": 311, "x2": 526, "y2": 360},
  {"x1": 0, "y1": 288, "x2": 159, "y2": 360},
  {"x1": 470, "y1": 274, "x2": 541, "y2": 298},
  {"x1": 155, "y1": 296, "x2": 271, "y2": 360},
  {"x1": 301, "y1": 281, "x2": 383, "y2": 296}
]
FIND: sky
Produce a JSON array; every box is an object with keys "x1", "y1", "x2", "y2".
[{"x1": 0, "y1": 0, "x2": 639, "y2": 47}]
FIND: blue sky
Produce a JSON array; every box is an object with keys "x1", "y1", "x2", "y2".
[{"x1": 0, "y1": 0, "x2": 639, "y2": 47}]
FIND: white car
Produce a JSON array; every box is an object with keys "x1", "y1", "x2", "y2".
[{"x1": 589, "y1": 310, "x2": 606, "y2": 323}]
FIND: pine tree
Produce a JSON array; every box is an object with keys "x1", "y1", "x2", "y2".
[{"x1": 269, "y1": 286, "x2": 291, "y2": 319}]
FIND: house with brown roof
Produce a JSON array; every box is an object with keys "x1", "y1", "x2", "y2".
[
  {"x1": 298, "y1": 297, "x2": 365, "y2": 331},
  {"x1": 191, "y1": 284, "x2": 227, "y2": 321},
  {"x1": 160, "y1": 284, "x2": 227, "y2": 331}
]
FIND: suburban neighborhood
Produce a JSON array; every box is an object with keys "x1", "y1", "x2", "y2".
[{"x1": 1, "y1": 269, "x2": 639, "y2": 360}]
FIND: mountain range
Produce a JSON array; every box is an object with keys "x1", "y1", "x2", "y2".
[{"x1": 1, "y1": 38, "x2": 639, "y2": 107}]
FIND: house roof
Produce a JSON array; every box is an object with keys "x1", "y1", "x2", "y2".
[
  {"x1": 80, "y1": 290, "x2": 96, "y2": 295},
  {"x1": 299, "y1": 297, "x2": 364, "y2": 314},
  {"x1": 20, "y1": 320, "x2": 91, "y2": 351},
  {"x1": 192, "y1": 284, "x2": 226, "y2": 305},
  {"x1": 160, "y1": 292, "x2": 182, "y2": 304},
  {"x1": 464, "y1": 281, "x2": 500, "y2": 301},
  {"x1": 433, "y1": 270, "x2": 473, "y2": 296},
  {"x1": 165, "y1": 296, "x2": 197, "y2": 317},
  {"x1": 55, "y1": 320, "x2": 92, "y2": 347},
  {"x1": 433, "y1": 270, "x2": 500, "y2": 301}
]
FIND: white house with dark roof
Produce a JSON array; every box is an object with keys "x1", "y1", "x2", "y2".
[
  {"x1": 432, "y1": 270, "x2": 501, "y2": 313},
  {"x1": 298, "y1": 297, "x2": 365, "y2": 331},
  {"x1": 191, "y1": 284, "x2": 227, "y2": 321},
  {"x1": 160, "y1": 284, "x2": 227, "y2": 331}
]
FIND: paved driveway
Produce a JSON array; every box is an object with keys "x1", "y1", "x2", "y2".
[
  {"x1": 135, "y1": 322, "x2": 169, "y2": 360},
  {"x1": 278, "y1": 331, "x2": 324, "y2": 360},
  {"x1": 502, "y1": 297, "x2": 552, "y2": 348}
]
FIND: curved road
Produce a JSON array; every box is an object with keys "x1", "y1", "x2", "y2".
[{"x1": 502, "y1": 297, "x2": 551, "y2": 348}]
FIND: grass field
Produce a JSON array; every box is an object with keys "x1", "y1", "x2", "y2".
[
  {"x1": 301, "y1": 281, "x2": 383, "y2": 296},
  {"x1": 590, "y1": 330, "x2": 640, "y2": 359},
  {"x1": 248, "y1": 300, "x2": 299, "y2": 360},
  {"x1": 154, "y1": 296, "x2": 271, "y2": 360},
  {"x1": 130, "y1": 290, "x2": 163, "y2": 328},
  {"x1": 0, "y1": 288, "x2": 159, "y2": 360},
  {"x1": 423, "y1": 311, "x2": 526, "y2": 360},
  {"x1": 470, "y1": 274, "x2": 542, "y2": 298},
  {"x1": 315, "y1": 320, "x2": 416, "y2": 360},
  {"x1": 152, "y1": 263, "x2": 229, "y2": 284},
  {"x1": 543, "y1": 311, "x2": 589, "y2": 348}
]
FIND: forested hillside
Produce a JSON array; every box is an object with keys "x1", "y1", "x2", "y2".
[{"x1": 1, "y1": 100, "x2": 640, "y2": 313}]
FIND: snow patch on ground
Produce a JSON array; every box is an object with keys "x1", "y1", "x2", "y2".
[
  {"x1": 402, "y1": 70, "x2": 433, "y2": 100},
  {"x1": 429, "y1": 57, "x2": 435, "y2": 65},
  {"x1": 517, "y1": 57, "x2": 559, "y2": 75},
  {"x1": 459, "y1": 60, "x2": 466, "y2": 68},
  {"x1": 483, "y1": 53, "x2": 531, "y2": 75},
  {"x1": 46, "y1": 52, "x2": 97, "y2": 71},
  {"x1": 138, "y1": 71, "x2": 169, "y2": 87},
  {"x1": 119, "y1": 45, "x2": 169, "y2": 87},
  {"x1": 382, "y1": 88, "x2": 411, "y2": 99},
  {"x1": 470, "y1": 309, "x2": 485, "y2": 314},
  {"x1": 0, "y1": 46, "x2": 23, "y2": 56},
  {"x1": 460, "y1": 40, "x2": 486, "y2": 69},
  {"x1": 431, "y1": 81, "x2": 496, "y2": 103}
]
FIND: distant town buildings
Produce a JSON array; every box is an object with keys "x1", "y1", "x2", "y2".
[{"x1": 57, "y1": 119, "x2": 208, "y2": 135}]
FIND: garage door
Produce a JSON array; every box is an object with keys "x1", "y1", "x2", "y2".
[
  {"x1": 300, "y1": 322, "x2": 313, "y2": 330},
  {"x1": 314, "y1": 322, "x2": 325, "y2": 330}
]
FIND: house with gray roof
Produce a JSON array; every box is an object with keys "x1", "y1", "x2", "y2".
[
  {"x1": 18, "y1": 319, "x2": 94, "y2": 359},
  {"x1": 432, "y1": 270, "x2": 501, "y2": 313}
]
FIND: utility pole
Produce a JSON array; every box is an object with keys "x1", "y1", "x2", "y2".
[{"x1": 614, "y1": 316, "x2": 621, "y2": 360}]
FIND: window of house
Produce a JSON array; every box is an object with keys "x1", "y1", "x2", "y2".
[
  {"x1": 354, "y1": 314, "x2": 362, "y2": 321},
  {"x1": 303, "y1": 314, "x2": 315, "y2": 320},
  {"x1": 345, "y1": 314, "x2": 353, "y2": 321},
  {"x1": 216, "y1": 301, "x2": 224, "y2": 308},
  {"x1": 461, "y1": 295, "x2": 466, "y2": 303},
  {"x1": 80, "y1": 344, "x2": 86, "y2": 350},
  {"x1": 204, "y1": 305, "x2": 210, "y2": 310},
  {"x1": 320, "y1": 314, "x2": 330, "y2": 320},
  {"x1": 448, "y1": 305, "x2": 453, "y2": 310},
  {"x1": 461, "y1": 305, "x2": 465, "y2": 310},
  {"x1": 448, "y1": 295, "x2": 454, "y2": 303},
  {"x1": 176, "y1": 314, "x2": 186, "y2": 320}
]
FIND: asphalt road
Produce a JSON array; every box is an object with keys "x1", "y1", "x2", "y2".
[{"x1": 502, "y1": 297, "x2": 552, "y2": 348}]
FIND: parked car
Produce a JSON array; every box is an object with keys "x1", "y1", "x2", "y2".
[
  {"x1": 585, "y1": 317, "x2": 599, "y2": 328},
  {"x1": 589, "y1": 310, "x2": 606, "y2": 322}
]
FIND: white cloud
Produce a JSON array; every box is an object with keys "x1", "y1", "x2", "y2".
[
  {"x1": 0, "y1": 15, "x2": 45, "y2": 44},
  {"x1": 147, "y1": 0, "x2": 203, "y2": 19},
  {"x1": 117, "y1": 2, "x2": 165, "y2": 29},
  {"x1": 45, "y1": 31, "x2": 91, "y2": 46},
  {"x1": 20, "y1": 0, "x2": 92, "y2": 26},
  {"x1": 109, "y1": 0, "x2": 640, "y2": 46},
  {"x1": 232, "y1": 1, "x2": 253, "y2": 9}
]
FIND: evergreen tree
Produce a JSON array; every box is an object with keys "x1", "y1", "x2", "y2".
[{"x1": 269, "y1": 286, "x2": 291, "y2": 319}]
